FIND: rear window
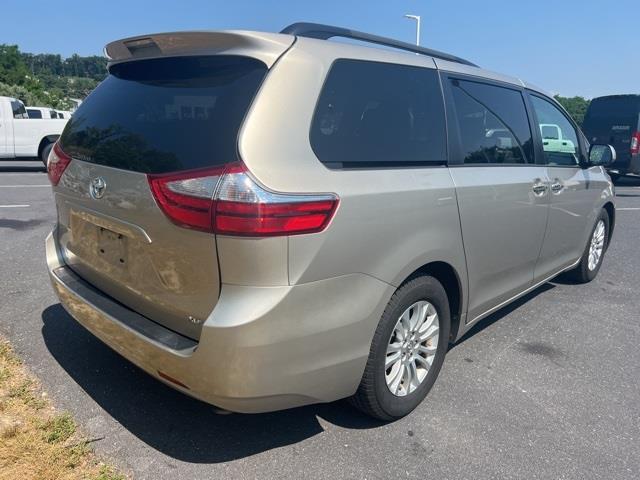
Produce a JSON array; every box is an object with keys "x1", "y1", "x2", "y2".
[
  {"x1": 60, "y1": 55, "x2": 267, "y2": 174},
  {"x1": 27, "y1": 109, "x2": 43, "y2": 119},
  {"x1": 586, "y1": 96, "x2": 640, "y2": 119},
  {"x1": 310, "y1": 59, "x2": 446, "y2": 168}
]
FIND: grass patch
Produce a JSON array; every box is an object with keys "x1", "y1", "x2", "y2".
[
  {"x1": 0, "y1": 338, "x2": 127, "y2": 479},
  {"x1": 0, "y1": 341, "x2": 19, "y2": 364},
  {"x1": 8, "y1": 378, "x2": 47, "y2": 410},
  {"x1": 41, "y1": 412, "x2": 76, "y2": 444},
  {"x1": 92, "y1": 465, "x2": 127, "y2": 480}
]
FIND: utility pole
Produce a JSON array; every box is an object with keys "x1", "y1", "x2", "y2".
[{"x1": 404, "y1": 14, "x2": 421, "y2": 46}]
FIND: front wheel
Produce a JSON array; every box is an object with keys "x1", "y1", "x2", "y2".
[
  {"x1": 350, "y1": 275, "x2": 450, "y2": 420},
  {"x1": 567, "y1": 209, "x2": 610, "y2": 283}
]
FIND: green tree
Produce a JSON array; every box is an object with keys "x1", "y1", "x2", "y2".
[
  {"x1": 554, "y1": 95, "x2": 591, "y2": 126},
  {"x1": 0, "y1": 44, "x2": 30, "y2": 85}
]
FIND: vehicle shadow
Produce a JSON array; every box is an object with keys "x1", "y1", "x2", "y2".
[
  {"x1": 614, "y1": 176, "x2": 640, "y2": 187},
  {"x1": 0, "y1": 162, "x2": 46, "y2": 172},
  {"x1": 41, "y1": 304, "x2": 384, "y2": 463},
  {"x1": 451, "y1": 283, "x2": 556, "y2": 347},
  {"x1": 0, "y1": 218, "x2": 46, "y2": 230}
]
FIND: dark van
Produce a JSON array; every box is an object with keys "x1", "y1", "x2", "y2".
[{"x1": 582, "y1": 94, "x2": 640, "y2": 179}]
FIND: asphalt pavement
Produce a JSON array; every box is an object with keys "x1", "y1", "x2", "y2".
[{"x1": 1, "y1": 160, "x2": 639, "y2": 480}]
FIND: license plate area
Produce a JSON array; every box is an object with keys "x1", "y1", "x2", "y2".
[{"x1": 97, "y1": 226, "x2": 129, "y2": 267}]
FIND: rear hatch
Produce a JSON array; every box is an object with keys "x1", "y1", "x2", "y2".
[
  {"x1": 583, "y1": 95, "x2": 640, "y2": 165},
  {"x1": 52, "y1": 35, "x2": 291, "y2": 340}
]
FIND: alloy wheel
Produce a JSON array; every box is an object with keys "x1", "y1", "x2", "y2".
[
  {"x1": 588, "y1": 219, "x2": 606, "y2": 271},
  {"x1": 385, "y1": 301, "x2": 439, "y2": 397}
]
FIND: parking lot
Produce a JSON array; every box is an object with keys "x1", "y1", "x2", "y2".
[{"x1": 1, "y1": 161, "x2": 639, "y2": 480}]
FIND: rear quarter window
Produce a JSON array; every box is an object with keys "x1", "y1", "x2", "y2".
[
  {"x1": 310, "y1": 59, "x2": 446, "y2": 168},
  {"x1": 60, "y1": 55, "x2": 267, "y2": 174}
]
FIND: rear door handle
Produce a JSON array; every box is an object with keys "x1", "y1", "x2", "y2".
[{"x1": 532, "y1": 182, "x2": 548, "y2": 196}]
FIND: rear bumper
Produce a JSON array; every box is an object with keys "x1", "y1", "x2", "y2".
[{"x1": 46, "y1": 229, "x2": 392, "y2": 413}]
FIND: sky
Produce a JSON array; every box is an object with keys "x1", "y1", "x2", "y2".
[{"x1": 2, "y1": 0, "x2": 637, "y2": 99}]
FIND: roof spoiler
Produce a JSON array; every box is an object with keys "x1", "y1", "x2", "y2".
[{"x1": 104, "y1": 31, "x2": 294, "y2": 69}]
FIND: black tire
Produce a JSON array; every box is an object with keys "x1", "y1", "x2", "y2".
[
  {"x1": 350, "y1": 275, "x2": 450, "y2": 421},
  {"x1": 40, "y1": 142, "x2": 53, "y2": 167},
  {"x1": 566, "y1": 209, "x2": 610, "y2": 284}
]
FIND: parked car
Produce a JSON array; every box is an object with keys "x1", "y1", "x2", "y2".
[
  {"x1": 26, "y1": 106, "x2": 59, "y2": 119},
  {"x1": 0, "y1": 97, "x2": 67, "y2": 164},
  {"x1": 45, "y1": 23, "x2": 616, "y2": 420},
  {"x1": 582, "y1": 94, "x2": 640, "y2": 179},
  {"x1": 539, "y1": 123, "x2": 578, "y2": 160}
]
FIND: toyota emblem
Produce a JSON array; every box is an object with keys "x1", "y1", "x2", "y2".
[{"x1": 90, "y1": 177, "x2": 107, "y2": 199}]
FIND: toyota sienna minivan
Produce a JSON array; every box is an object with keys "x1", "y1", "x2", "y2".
[{"x1": 46, "y1": 23, "x2": 616, "y2": 420}]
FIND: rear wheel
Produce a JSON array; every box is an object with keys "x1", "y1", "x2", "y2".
[
  {"x1": 40, "y1": 142, "x2": 53, "y2": 167},
  {"x1": 350, "y1": 275, "x2": 450, "y2": 420},
  {"x1": 567, "y1": 209, "x2": 610, "y2": 283}
]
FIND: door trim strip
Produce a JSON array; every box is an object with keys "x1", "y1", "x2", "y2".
[{"x1": 467, "y1": 256, "x2": 581, "y2": 326}]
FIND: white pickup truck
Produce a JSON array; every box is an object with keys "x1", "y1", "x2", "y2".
[{"x1": 0, "y1": 96, "x2": 68, "y2": 164}]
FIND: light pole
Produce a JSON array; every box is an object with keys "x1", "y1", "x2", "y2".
[{"x1": 404, "y1": 14, "x2": 421, "y2": 46}]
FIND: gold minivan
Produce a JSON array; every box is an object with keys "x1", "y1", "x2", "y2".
[{"x1": 46, "y1": 23, "x2": 616, "y2": 420}]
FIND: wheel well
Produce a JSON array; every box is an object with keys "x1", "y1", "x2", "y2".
[
  {"x1": 603, "y1": 202, "x2": 615, "y2": 245},
  {"x1": 405, "y1": 261, "x2": 462, "y2": 343},
  {"x1": 37, "y1": 135, "x2": 59, "y2": 158}
]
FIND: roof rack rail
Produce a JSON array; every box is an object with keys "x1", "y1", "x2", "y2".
[{"x1": 280, "y1": 22, "x2": 478, "y2": 68}]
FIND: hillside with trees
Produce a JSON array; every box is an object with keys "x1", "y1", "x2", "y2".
[{"x1": 0, "y1": 44, "x2": 106, "y2": 110}]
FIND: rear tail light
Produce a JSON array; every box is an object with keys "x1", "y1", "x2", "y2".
[
  {"x1": 47, "y1": 142, "x2": 72, "y2": 186},
  {"x1": 148, "y1": 162, "x2": 339, "y2": 236},
  {"x1": 148, "y1": 167, "x2": 225, "y2": 232},
  {"x1": 631, "y1": 132, "x2": 640, "y2": 155}
]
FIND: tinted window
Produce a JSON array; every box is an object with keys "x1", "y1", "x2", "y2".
[
  {"x1": 585, "y1": 96, "x2": 640, "y2": 119},
  {"x1": 11, "y1": 101, "x2": 28, "y2": 119},
  {"x1": 310, "y1": 60, "x2": 446, "y2": 168},
  {"x1": 60, "y1": 55, "x2": 267, "y2": 174},
  {"x1": 530, "y1": 96, "x2": 579, "y2": 166},
  {"x1": 27, "y1": 109, "x2": 42, "y2": 119},
  {"x1": 50, "y1": 111, "x2": 58, "y2": 118},
  {"x1": 450, "y1": 79, "x2": 533, "y2": 164}
]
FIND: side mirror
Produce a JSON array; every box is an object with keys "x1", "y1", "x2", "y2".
[{"x1": 589, "y1": 144, "x2": 616, "y2": 167}]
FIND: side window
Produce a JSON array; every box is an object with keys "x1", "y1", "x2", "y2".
[
  {"x1": 530, "y1": 95, "x2": 579, "y2": 166},
  {"x1": 11, "y1": 100, "x2": 28, "y2": 119},
  {"x1": 310, "y1": 60, "x2": 446, "y2": 168},
  {"x1": 27, "y1": 109, "x2": 43, "y2": 119},
  {"x1": 449, "y1": 79, "x2": 534, "y2": 164}
]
